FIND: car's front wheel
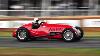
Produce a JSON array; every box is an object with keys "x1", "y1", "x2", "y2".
[
  {"x1": 16, "y1": 27, "x2": 30, "y2": 42},
  {"x1": 62, "y1": 28, "x2": 77, "y2": 42}
]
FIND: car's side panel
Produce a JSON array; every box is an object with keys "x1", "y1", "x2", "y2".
[
  {"x1": 29, "y1": 25, "x2": 49, "y2": 37},
  {"x1": 44, "y1": 23, "x2": 72, "y2": 32},
  {"x1": 22, "y1": 23, "x2": 32, "y2": 30}
]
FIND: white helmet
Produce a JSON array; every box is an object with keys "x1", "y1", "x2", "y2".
[{"x1": 34, "y1": 18, "x2": 39, "y2": 22}]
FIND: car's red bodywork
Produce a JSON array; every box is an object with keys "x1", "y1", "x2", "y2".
[{"x1": 13, "y1": 22, "x2": 74, "y2": 39}]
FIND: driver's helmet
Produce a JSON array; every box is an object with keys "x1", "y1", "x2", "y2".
[
  {"x1": 34, "y1": 18, "x2": 46, "y2": 24},
  {"x1": 34, "y1": 18, "x2": 39, "y2": 23}
]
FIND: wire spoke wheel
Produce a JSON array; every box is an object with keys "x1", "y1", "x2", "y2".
[
  {"x1": 16, "y1": 27, "x2": 29, "y2": 42},
  {"x1": 63, "y1": 30, "x2": 74, "y2": 41},
  {"x1": 18, "y1": 30, "x2": 27, "y2": 40},
  {"x1": 62, "y1": 28, "x2": 78, "y2": 42}
]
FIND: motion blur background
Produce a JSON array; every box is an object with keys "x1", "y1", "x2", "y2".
[
  {"x1": 0, "y1": 0, "x2": 100, "y2": 16},
  {"x1": 0, "y1": 0, "x2": 100, "y2": 36}
]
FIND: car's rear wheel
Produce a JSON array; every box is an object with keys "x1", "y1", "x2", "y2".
[
  {"x1": 16, "y1": 27, "x2": 30, "y2": 42},
  {"x1": 62, "y1": 28, "x2": 77, "y2": 42}
]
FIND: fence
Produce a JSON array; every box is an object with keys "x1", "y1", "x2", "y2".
[{"x1": 0, "y1": 9, "x2": 100, "y2": 16}]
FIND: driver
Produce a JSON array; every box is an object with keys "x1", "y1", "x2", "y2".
[
  {"x1": 34, "y1": 18, "x2": 39, "y2": 24},
  {"x1": 32, "y1": 18, "x2": 40, "y2": 29},
  {"x1": 34, "y1": 18, "x2": 46, "y2": 25}
]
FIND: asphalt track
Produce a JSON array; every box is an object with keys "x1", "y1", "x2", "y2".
[{"x1": 0, "y1": 37, "x2": 100, "y2": 48}]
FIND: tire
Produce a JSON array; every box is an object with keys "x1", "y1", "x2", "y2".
[
  {"x1": 75, "y1": 27, "x2": 84, "y2": 41},
  {"x1": 62, "y1": 28, "x2": 77, "y2": 42},
  {"x1": 16, "y1": 27, "x2": 30, "y2": 42}
]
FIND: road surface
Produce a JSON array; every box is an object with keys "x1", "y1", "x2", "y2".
[{"x1": 0, "y1": 37, "x2": 100, "y2": 48}]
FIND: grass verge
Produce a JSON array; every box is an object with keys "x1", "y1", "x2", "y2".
[{"x1": 0, "y1": 48, "x2": 100, "y2": 56}]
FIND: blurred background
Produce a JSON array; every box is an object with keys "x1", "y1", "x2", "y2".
[
  {"x1": 0, "y1": 0, "x2": 100, "y2": 16},
  {"x1": 0, "y1": 0, "x2": 99, "y2": 37}
]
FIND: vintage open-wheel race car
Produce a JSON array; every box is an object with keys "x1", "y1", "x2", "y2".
[{"x1": 12, "y1": 18, "x2": 84, "y2": 42}]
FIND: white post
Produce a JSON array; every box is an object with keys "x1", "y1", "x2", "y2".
[
  {"x1": 41, "y1": 0, "x2": 51, "y2": 16},
  {"x1": 88, "y1": 0, "x2": 98, "y2": 15},
  {"x1": 0, "y1": 0, "x2": 8, "y2": 15}
]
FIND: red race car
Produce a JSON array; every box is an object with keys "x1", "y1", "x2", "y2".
[{"x1": 12, "y1": 18, "x2": 84, "y2": 42}]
